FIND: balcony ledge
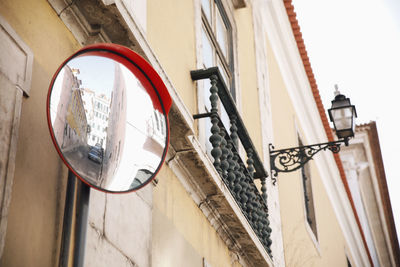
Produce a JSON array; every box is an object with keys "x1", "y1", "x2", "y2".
[{"x1": 167, "y1": 135, "x2": 273, "y2": 266}]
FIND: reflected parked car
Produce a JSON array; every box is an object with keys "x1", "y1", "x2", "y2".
[
  {"x1": 94, "y1": 143, "x2": 104, "y2": 154},
  {"x1": 88, "y1": 146, "x2": 103, "y2": 164}
]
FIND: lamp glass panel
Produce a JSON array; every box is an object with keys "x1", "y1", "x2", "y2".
[{"x1": 331, "y1": 107, "x2": 353, "y2": 131}]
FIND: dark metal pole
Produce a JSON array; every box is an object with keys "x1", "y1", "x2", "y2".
[
  {"x1": 73, "y1": 179, "x2": 91, "y2": 267},
  {"x1": 59, "y1": 170, "x2": 77, "y2": 267}
]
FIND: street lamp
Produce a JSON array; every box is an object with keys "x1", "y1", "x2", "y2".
[
  {"x1": 328, "y1": 86, "x2": 357, "y2": 142},
  {"x1": 269, "y1": 85, "x2": 357, "y2": 184}
]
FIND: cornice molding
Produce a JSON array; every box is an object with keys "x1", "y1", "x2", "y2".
[{"x1": 48, "y1": 0, "x2": 196, "y2": 152}]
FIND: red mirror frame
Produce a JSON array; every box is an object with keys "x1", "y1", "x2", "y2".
[{"x1": 46, "y1": 43, "x2": 172, "y2": 193}]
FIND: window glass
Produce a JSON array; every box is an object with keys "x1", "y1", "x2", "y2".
[
  {"x1": 202, "y1": 27, "x2": 214, "y2": 68},
  {"x1": 201, "y1": 0, "x2": 211, "y2": 22},
  {"x1": 201, "y1": 0, "x2": 233, "y2": 92},
  {"x1": 200, "y1": 0, "x2": 235, "y2": 158},
  {"x1": 216, "y1": 8, "x2": 228, "y2": 58},
  {"x1": 217, "y1": 59, "x2": 229, "y2": 88}
]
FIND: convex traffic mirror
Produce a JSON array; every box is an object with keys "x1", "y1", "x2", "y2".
[{"x1": 47, "y1": 44, "x2": 172, "y2": 193}]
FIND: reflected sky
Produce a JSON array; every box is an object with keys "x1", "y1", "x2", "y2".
[{"x1": 68, "y1": 56, "x2": 115, "y2": 98}]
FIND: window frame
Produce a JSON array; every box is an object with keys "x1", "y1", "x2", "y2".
[
  {"x1": 297, "y1": 136, "x2": 320, "y2": 249},
  {"x1": 200, "y1": 0, "x2": 235, "y2": 98},
  {"x1": 196, "y1": 0, "x2": 239, "y2": 155}
]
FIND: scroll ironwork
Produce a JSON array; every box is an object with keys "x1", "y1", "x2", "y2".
[{"x1": 269, "y1": 139, "x2": 347, "y2": 185}]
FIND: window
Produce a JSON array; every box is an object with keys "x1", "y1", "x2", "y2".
[
  {"x1": 201, "y1": 0, "x2": 234, "y2": 97},
  {"x1": 200, "y1": 0, "x2": 235, "y2": 156},
  {"x1": 299, "y1": 137, "x2": 318, "y2": 239}
]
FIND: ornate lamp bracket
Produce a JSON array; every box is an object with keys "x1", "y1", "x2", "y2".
[{"x1": 269, "y1": 139, "x2": 348, "y2": 185}]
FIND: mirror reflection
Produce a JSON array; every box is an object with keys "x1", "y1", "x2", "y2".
[{"x1": 49, "y1": 55, "x2": 167, "y2": 192}]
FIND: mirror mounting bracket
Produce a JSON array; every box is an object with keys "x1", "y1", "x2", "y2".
[{"x1": 193, "y1": 112, "x2": 218, "y2": 120}]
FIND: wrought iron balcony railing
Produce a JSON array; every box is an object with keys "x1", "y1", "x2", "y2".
[{"x1": 191, "y1": 67, "x2": 272, "y2": 257}]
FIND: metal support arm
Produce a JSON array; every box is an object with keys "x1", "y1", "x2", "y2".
[{"x1": 269, "y1": 139, "x2": 348, "y2": 185}]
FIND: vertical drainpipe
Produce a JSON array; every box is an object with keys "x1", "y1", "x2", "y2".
[
  {"x1": 59, "y1": 171, "x2": 76, "y2": 267},
  {"x1": 59, "y1": 171, "x2": 91, "y2": 267},
  {"x1": 73, "y1": 179, "x2": 91, "y2": 267}
]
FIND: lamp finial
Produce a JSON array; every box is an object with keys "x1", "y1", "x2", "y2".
[{"x1": 334, "y1": 84, "x2": 340, "y2": 96}]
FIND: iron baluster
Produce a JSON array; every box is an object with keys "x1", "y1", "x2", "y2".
[
  {"x1": 191, "y1": 68, "x2": 273, "y2": 257},
  {"x1": 209, "y1": 75, "x2": 222, "y2": 174},
  {"x1": 246, "y1": 148, "x2": 255, "y2": 178},
  {"x1": 220, "y1": 128, "x2": 229, "y2": 181},
  {"x1": 239, "y1": 163, "x2": 249, "y2": 212},
  {"x1": 226, "y1": 139, "x2": 236, "y2": 191},
  {"x1": 260, "y1": 177, "x2": 267, "y2": 204},
  {"x1": 229, "y1": 114, "x2": 238, "y2": 148}
]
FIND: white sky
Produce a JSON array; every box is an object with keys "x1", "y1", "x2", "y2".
[
  {"x1": 292, "y1": 0, "x2": 400, "y2": 240},
  {"x1": 68, "y1": 56, "x2": 115, "y2": 98}
]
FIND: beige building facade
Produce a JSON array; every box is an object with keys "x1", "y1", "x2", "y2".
[
  {"x1": 340, "y1": 122, "x2": 400, "y2": 266},
  {"x1": 0, "y1": 0, "x2": 398, "y2": 267}
]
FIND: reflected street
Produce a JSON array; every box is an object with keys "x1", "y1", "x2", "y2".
[{"x1": 63, "y1": 145, "x2": 103, "y2": 185}]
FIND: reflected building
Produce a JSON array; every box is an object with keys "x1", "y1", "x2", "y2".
[
  {"x1": 51, "y1": 66, "x2": 88, "y2": 152},
  {"x1": 130, "y1": 105, "x2": 166, "y2": 187},
  {"x1": 128, "y1": 108, "x2": 166, "y2": 188},
  {"x1": 103, "y1": 63, "x2": 167, "y2": 190},
  {"x1": 81, "y1": 89, "x2": 110, "y2": 149},
  {"x1": 66, "y1": 89, "x2": 88, "y2": 150},
  {"x1": 90, "y1": 94, "x2": 110, "y2": 149},
  {"x1": 102, "y1": 62, "x2": 127, "y2": 186},
  {"x1": 144, "y1": 110, "x2": 166, "y2": 160},
  {"x1": 80, "y1": 88, "x2": 95, "y2": 140}
]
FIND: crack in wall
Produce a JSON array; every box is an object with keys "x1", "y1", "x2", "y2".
[{"x1": 89, "y1": 222, "x2": 138, "y2": 266}]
